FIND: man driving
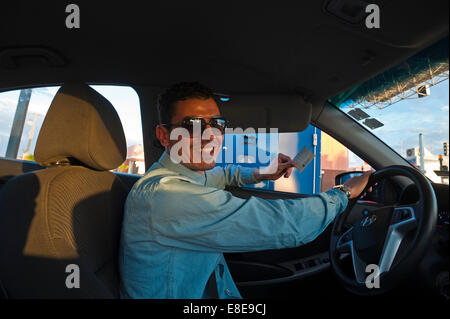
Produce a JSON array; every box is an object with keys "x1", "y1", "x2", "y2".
[{"x1": 119, "y1": 82, "x2": 372, "y2": 299}]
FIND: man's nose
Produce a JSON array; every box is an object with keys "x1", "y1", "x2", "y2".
[{"x1": 203, "y1": 125, "x2": 215, "y2": 140}]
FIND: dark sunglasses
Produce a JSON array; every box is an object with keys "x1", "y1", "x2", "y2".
[{"x1": 163, "y1": 116, "x2": 228, "y2": 134}]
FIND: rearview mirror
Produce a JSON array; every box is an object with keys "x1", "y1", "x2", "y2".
[{"x1": 334, "y1": 171, "x2": 364, "y2": 185}]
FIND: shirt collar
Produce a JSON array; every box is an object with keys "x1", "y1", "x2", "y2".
[{"x1": 158, "y1": 151, "x2": 206, "y2": 184}]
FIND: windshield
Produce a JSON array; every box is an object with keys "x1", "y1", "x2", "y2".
[{"x1": 329, "y1": 37, "x2": 449, "y2": 185}]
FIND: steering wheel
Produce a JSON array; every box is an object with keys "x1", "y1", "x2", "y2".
[{"x1": 329, "y1": 165, "x2": 438, "y2": 295}]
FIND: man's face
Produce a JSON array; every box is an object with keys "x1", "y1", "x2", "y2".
[{"x1": 157, "y1": 97, "x2": 224, "y2": 172}]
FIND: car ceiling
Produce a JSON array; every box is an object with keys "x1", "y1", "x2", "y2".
[{"x1": 0, "y1": 0, "x2": 448, "y2": 105}]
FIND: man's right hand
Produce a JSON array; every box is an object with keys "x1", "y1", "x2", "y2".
[
  {"x1": 343, "y1": 170, "x2": 374, "y2": 199},
  {"x1": 254, "y1": 153, "x2": 296, "y2": 182}
]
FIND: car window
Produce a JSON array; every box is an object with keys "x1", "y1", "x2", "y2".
[
  {"x1": 0, "y1": 85, "x2": 145, "y2": 175},
  {"x1": 216, "y1": 125, "x2": 370, "y2": 195},
  {"x1": 329, "y1": 37, "x2": 449, "y2": 185}
]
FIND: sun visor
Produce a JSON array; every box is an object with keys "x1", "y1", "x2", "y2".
[{"x1": 218, "y1": 95, "x2": 312, "y2": 132}]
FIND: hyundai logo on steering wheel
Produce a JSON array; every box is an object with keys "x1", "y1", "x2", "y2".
[{"x1": 361, "y1": 215, "x2": 377, "y2": 227}]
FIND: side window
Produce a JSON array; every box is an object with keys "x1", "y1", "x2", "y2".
[
  {"x1": 216, "y1": 125, "x2": 370, "y2": 195},
  {"x1": 0, "y1": 85, "x2": 145, "y2": 175},
  {"x1": 319, "y1": 131, "x2": 371, "y2": 191}
]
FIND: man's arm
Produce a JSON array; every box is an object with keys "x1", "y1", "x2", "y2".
[
  {"x1": 150, "y1": 178, "x2": 349, "y2": 253},
  {"x1": 205, "y1": 153, "x2": 296, "y2": 189},
  {"x1": 204, "y1": 164, "x2": 258, "y2": 189}
]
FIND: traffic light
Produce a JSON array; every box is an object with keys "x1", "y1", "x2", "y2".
[{"x1": 444, "y1": 142, "x2": 449, "y2": 156}]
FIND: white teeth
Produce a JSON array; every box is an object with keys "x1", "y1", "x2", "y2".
[{"x1": 201, "y1": 147, "x2": 214, "y2": 152}]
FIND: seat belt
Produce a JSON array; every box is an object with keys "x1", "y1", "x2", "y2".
[{"x1": 206, "y1": 270, "x2": 219, "y2": 299}]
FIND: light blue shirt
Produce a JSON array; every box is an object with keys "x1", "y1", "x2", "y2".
[{"x1": 119, "y1": 152, "x2": 348, "y2": 299}]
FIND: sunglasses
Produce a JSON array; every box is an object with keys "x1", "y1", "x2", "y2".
[{"x1": 163, "y1": 116, "x2": 228, "y2": 134}]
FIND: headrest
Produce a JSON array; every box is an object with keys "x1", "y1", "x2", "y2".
[{"x1": 34, "y1": 83, "x2": 127, "y2": 171}]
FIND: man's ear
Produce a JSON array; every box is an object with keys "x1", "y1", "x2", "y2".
[{"x1": 156, "y1": 125, "x2": 170, "y2": 147}]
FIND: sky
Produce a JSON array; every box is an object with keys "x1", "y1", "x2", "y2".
[{"x1": 346, "y1": 79, "x2": 449, "y2": 166}]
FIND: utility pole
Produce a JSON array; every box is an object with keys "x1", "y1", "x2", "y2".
[
  {"x1": 419, "y1": 133, "x2": 425, "y2": 174},
  {"x1": 5, "y1": 89, "x2": 32, "y2": 159},
  {"x1": 23, "y1": 112, "x2": 39, "y2": 158},
  {"x1": 438, "y1": 155, "x2": 444, "y2": 184}
]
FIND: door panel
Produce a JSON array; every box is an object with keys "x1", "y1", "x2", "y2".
[
  {"x1": 0, "y1": 158, "x2": 44, "y2": 189},
  {"x1": 0, "y1": 158, "x2": 140, "y2": 194}
]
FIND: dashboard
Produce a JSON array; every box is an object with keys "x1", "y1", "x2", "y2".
[{"x1": 400, "y1": 182, "x2": 449, "y2": 228}]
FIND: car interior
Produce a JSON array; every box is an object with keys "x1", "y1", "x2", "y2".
[{"x1": 0, "y1": 1, "x2": 448, "y2": 299}]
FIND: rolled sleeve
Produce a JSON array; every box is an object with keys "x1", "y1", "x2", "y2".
[
  {"x1": 205, "y1": 165, "x2": 257, "y2": 189},
  {"x1": 321, "y1": 188, "x2": 349, "y2": 214}
]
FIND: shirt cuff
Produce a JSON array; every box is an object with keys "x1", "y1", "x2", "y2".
[
  {"x1": 238, "y1": 166, "x2": 259, "y2": 185},
  {"x1": 324, "y1": 188, "x2": 349, "y2": 213}
]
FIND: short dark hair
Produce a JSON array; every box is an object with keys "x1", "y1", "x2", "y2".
[{"x1": 157, "y1": 82, "x2": 214, "y2": 125}]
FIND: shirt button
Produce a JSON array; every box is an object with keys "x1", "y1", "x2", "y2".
[{"x1": 225, "y1": 289, "x2": 232, "y2": 296}]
